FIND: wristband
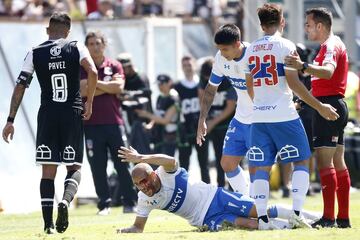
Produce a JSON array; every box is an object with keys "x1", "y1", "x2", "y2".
[{"x1": 7, "y1": 116, "x2": 14, "y2": 123}]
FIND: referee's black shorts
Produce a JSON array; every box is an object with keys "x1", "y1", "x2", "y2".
[{"x1": 313, "y1": 95, "x2": 348, "y2": 148}]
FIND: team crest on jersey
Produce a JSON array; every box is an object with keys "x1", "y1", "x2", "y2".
[
  {"x1": 50, "y1": 46, "x2": 61, "y2": 56},
  {"x1": 104, "y1": 67, "x2": 113, "y2": 75}
]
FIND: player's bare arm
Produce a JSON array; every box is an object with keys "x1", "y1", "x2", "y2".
[
  {"x1": 118, "y1": 216, "x2": 147, "y2": 233},
  {"x1": 136, "y1": 105, "x2": 177, "y2": 125},
  {"x1": 2, "y1": 84, "x2": 26, "y2": 143},
  {"x1": 80, "y1": 57, "x2": 98, "y2": 120},
  {"x1": 96, "y1": 73, "x2": 125, "y2": 94},
  {"x1": 284, "y1": 51, "x2": 335, "y2": 79},
  {"x1": 197, "y1": 83, "x2": 218, "y2": 145},
  {"x1": 80, "y1": 79, "x2": 105, "y2": 97},
  {"x1": 118, "y1": 146, "x2": 177, "y2": 172},
  {"x1": 245, "y1": 73, "x2": 254, "y2": 100},
  {"x1": 285, "y1": 68, "x2": 339, "y2": 121}
]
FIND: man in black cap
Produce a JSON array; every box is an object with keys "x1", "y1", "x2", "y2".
[{"x1": 135, "y1": 74, "x2": 179, "y2": 156}]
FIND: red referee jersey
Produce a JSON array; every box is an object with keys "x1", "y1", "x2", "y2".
[{"x1": 311, "y1": 34, "x2": 348, "y2": 97}]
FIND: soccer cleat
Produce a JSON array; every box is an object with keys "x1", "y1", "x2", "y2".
[
  {"x1": 289, "y1": 212, "x2": 312, "y2": 229},
  {"x1": 97, "y1": 207, "x2": 110, "y2": 216},
  {"x1": 55, "y1": 202, "x2": 69, "y2": 233},
  {"x1": 336, "y1": 218, "x2": 351, "y2": 228},
  {"x1": 311, "y1": 217, "x2": 335, "y2": 228},
  {"x1": 44, "y1": 223, "x2": 55, "y2": 234},
  {"x1": 258, "y1": 219, "x2": 280, "y2": 230}
]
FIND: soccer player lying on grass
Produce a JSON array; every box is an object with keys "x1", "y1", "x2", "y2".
[{"x1": 118, "y1": 146, "x2": 319, "y2": 233}]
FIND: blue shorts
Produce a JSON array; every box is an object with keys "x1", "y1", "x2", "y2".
[
  {"x1": 203, "y1": 188, "x2": 254, "y2": 231},
  {"x1": 248, "y1": 118, "x2": 311, "y2": 167},
  {"x1": 222, "y1": 118, "x2": 251, "y2": 157}
]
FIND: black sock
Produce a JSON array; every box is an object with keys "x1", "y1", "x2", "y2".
[
  {"x1": 40, "y1": 179, "x2": 55, "y2": 227},
  {"x1": 62, "y1": 170, "x2": 81, "y2": 205},
  {"x1": 294, "y1": 210, "x2": 300, "y2": 216},
  {"x1": 258, "y1": 215, "x2": 269, "y2": 223}
]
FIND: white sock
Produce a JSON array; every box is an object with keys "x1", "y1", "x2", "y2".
[
  {"x1": 249, "y1": 173, "x2": 255, "y2": 198},
  {"x1": 253, "y1": 170, "x2": 270, "y2": 217},
  {"x1": 268, "y1": 204, "x2": 321, "y2": 221},
  {"x1": 292, "y1": 166, "x2": 309, "y2": 212},
  {"x1": 226, "y1": 166, "x2": 249, "y2": 195}
]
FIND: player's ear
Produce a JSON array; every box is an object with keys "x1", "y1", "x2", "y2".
[{"x1": 65, "y1": 30, "x2": 70, "y2": 38}]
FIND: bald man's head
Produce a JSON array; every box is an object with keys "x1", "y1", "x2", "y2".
[
  {"x1": 131, "y1": 163, "x2": 153, "y2": 179},
  {"x1": 131, "y1": 163, "x2": 159, "y2": 197}
]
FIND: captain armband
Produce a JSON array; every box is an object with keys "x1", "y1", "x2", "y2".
[{"x1": 16, "y1": 71, "x2": 33, "y2": 88}]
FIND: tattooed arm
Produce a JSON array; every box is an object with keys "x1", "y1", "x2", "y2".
[
  {"x1": 2, "y1": 84, "x2": 26, "y2": 143},
  {"x1": 196, "y1": 83, "x2": 218, "y2": 146}
]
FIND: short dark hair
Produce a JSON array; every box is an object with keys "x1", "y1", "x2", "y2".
[
  {"x1": 181, "y1": 55, "x2": 194, "y2": 62},
  {"x1": 214, "y1": 24, "x2": 241, "y2": 45},
  {"x1": 200, "y1": 57, "x2": 214, "y2": 78},
  {"x1": 306, "y1": 7, "x2": 332, "y2": 30},
  {"x1": 49, "y1": 12, "x2": 71, "y2": 30},
  {"x1": 257, "y1": 3, "x2": 283, "y2": 28},
  {"x1": 85, "y1": 31, "x2": 107, "y2": 46}
]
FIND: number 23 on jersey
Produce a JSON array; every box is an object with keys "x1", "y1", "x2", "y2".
[{"x1": 249, "y1": 54, "x2": 279, "y2": 87}]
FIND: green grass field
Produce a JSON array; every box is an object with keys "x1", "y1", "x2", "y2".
[{"x1": 1, "y1": 191, "x2": 359, "y2": 240}]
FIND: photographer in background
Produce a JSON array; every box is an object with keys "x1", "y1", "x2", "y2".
[{"x1": 117, "y1": 53, "x2": 153, "y2": 154}]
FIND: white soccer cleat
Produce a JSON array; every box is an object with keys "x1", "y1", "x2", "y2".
[
  {"x1": 97, "y1": 207, "x2": 111, "y2": 216},
  {"x1": 258, "y1": 219, "x2": 280, "y2": 230},
  {"x1": 289, "y1": 212, "x2": 312, "y2": 229}
]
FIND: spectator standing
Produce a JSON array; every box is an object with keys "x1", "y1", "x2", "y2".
[
  {"x1": 87, "y1": 0, "x2": 114, "y2": 20},
  {"x1": 175, "y1": 55, "x2": 210, "y2": 183},
  {"x1": 80, "y1": 31, "x2": 137, "y2": 215},
  {"x1": 117, "y1": 53, "x2": 153, "y2": 154},
  {"x1": 285, "y1": 7, "x2": 351, "y2": 228},
  {"x1": 136, "y1": 74, "x2": 179, "y2": 156}
]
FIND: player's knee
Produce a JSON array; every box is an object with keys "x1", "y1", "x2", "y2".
[{"x1": 221, "y1": 159, "x2": 238, "y2": 172}]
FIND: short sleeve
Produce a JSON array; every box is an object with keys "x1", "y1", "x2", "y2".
[
  {"x1": 136, "y1": 193, "x2": 154, "y2": 218},
  {"x1": 21, "y1": 50, "x2": 34, "y2": 74},
  {"x1": 77, "y1": 42, "x2": 92, "y2": 63},
  {"x1": 322, "y1": 42, "x2": 337, "y2": 68},
  {"x1": 209, "y1": 51, "x2": 225, "y2": 86}
]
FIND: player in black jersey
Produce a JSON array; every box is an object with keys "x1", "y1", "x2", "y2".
[
  {"x1": 174, "y1": 56, "x2": 210, "y2": 183},
  {"x1": 136, "y1": 74, "x2": 178, "y2": 156},
  {"x1": 2, "y1": 12, "x2": 98, "y2": 234}
]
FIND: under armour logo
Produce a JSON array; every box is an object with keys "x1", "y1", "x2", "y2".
[{"x1": 224, "y1": 64, "x2": 230, "y2": 69}]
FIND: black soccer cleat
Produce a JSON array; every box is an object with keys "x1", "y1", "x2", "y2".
[
  {"x1": 56, "y1": 202, "x2": 69, "y2": 233},
  {"x1": 336, "y1": 218, "x2": 351, "y2": 228},
  {"x1": 44, "y1": 222, "x2": 55, "y2": 234},
  {"x1": 311, "y1": 217, "x2": 335, "y2": 228}
]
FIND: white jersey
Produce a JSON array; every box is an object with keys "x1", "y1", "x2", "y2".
[
  {"x1": 209, "y1": 42, "x2": 253, "y2": 124},
  {"x1": 136, "y1": 166, "x2": 217, "y2": 227},
  {"x1": 244, "y1": 33, "x2": 299, "y2": 123}
]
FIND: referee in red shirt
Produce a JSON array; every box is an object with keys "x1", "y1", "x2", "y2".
[{"x1": 285, "y1": 7, "x2": 351, "y2": 228}]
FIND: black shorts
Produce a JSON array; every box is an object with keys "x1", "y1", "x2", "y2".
[
  {"x1": 36, "y1": 105, "x2": 84, "y2": 166},
  {"x1": 313, "y1": 96, "x2": 348, "y2": 148}
]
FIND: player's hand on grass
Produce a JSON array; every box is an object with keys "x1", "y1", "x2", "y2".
[
  {"x1": 117, "y1": 225, "x2": 142, "y2": 233},
  {"x1": 196, "y1": 119, "x2": 207, "y2": 146},
  {"x1": 318, "y1": 103, "x2": 339, "y2": 121},
  {"x1": 2, "y1": 122, "x2": 14, "y2": 143},
  {"x1": 82, "y1": 101, "x2": 93, "y2": 120},
  {"x1": 118, "y1": 146, "x2": 142, "y2": 163}
]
